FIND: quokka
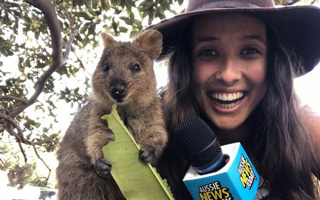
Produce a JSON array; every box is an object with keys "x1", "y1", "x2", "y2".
[{"x1": 56, "y1": 29, "x2": 168, "y2": 200}]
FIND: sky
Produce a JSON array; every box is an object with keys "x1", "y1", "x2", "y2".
[{"x1": 294, "y1": 64, "x2": 320, "y2": 114}]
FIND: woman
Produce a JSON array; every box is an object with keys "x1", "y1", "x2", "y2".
[{"x1": 149, "y1": 0, "x2": 320, "y2": 199}]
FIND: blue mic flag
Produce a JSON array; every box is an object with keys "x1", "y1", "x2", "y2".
[{"x1": 183, "y1": 143, "x2": 260, "y2": 200}]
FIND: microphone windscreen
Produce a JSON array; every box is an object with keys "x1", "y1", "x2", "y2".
[{"x1": 174, "y1": 116, "x2": 222, "y2": 168}]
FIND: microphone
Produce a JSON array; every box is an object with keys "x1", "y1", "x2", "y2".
[{"x1": 174, "y1": 116, "x2": 260, "y2": 200}]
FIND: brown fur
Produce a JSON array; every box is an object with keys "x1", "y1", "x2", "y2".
[{"x1": 56, "y1": 30, "x2": 167, "y2": 200}]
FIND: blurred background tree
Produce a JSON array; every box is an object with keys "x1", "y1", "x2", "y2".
[
  {"x1": 0, "y1": 0, "x2": 184, "y2": 188},
  {"x1": 274, "y1": 0, "x2": 318, "y2": 5},
  {"x1": 0, "y1": 0, "x2": 318, "y2": 189}
]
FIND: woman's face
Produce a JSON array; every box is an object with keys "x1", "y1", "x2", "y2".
[{"x1": 192, "y1": 14, "x2": 268, "y2": 130}]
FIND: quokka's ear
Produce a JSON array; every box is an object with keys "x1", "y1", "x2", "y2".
[
  {"x1": 101, "y1": 32, "x2": 115, "y2": 48},
  {"x1": 135, "y1": 30, "x2": 162, "y2": 60}
]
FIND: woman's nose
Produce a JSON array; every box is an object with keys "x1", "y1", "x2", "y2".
[{"x1": 214, "y1": 58, "x2": 241, "y2": 85}]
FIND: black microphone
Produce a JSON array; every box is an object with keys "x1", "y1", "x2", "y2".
[
  {"x1": 174, "y1": 116, "x2": 228, "y2": 175},
  {"x1": 174, "y1": 116, "x2": 260, "y2": 200}
]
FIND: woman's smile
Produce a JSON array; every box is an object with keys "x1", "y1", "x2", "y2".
[{"x1": 209, "y1": 91, "x2": 246, "y2": 109}]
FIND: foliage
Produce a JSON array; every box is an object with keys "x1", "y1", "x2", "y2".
[
  {"x1": 0, "y1": 0, "x2": 317, "y2": 189},
  {"x1": 0, "y1": 140, "x2": 34, "y2": 189},
  {"x1": 0, "y1": 0, "x2": 185, "y2": 188},
  {"x1": 7, "y1": 163, "x2": 34, "y2": 189},
  {"x1": 274, "y1": 0, "x2": 319, "y2": 4}
]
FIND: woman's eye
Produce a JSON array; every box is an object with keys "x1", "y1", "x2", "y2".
[
  {"x1": 103, "y1": 64, "x2": 109, "y2": 72},
  {"x1": 241, "y1": 48, "x2": 260, "y2": 55},
  {"x1": 131, "y1": 64, "x2": 141, "y2": 72},
  {"x1": 199, "y1": 49, "x2": 218, "y2": 57}
]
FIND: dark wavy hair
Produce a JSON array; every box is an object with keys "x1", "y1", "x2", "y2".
[{"x1": 157, "y1": 19, "x2": 320, "y2": 200}]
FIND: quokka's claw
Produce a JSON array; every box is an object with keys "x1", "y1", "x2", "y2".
[
  {"x1": 139, "y1": 145, "x2": 157, "y2": 166},
  {"x1": 95, "y1": 156, "x2": 112, "y2": 177}
]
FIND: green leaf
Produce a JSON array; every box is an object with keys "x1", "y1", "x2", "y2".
[
  {"x1": 119, "y1": 26, "x2": 128, "y2": 33},
  {"x1": 73, "y1": 12, "x2": 92, "y2": 20},
  {"x1": 102, "y1": 104, "x2": 174, "y2": 200},
  {"x1": 101, "y1": 0, "x2": 110, "y2": 9},
  {"x1": 92, "y1": 0, "x2": 99, "y2": 8},
  {"x1": 125, "y1": 0, "x2": 132, "y2": 11}
]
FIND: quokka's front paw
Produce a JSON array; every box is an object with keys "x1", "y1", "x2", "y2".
[
  {"x1": 139, "y1": 145, "x2": 157, "y2": 166},
  {"x1": 95, "y1": 157, "x2": 112, "y2": 178}
]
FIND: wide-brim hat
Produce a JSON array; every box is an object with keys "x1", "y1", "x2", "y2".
[{"x1": 148, "y1": 0, "x2": 320, "y2": 74}]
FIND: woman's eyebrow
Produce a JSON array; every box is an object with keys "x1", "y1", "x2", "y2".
[
  {"x1": 242, "y1": 35, "x2": 267, "y2": 45},
  {"x1": 194, "y1": 36, "x2": 218, "y2": 44}
]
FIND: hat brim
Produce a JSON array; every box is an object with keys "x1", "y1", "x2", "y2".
[{"x1": 148, "y1": 6, "x2": 320, "y2": 74}]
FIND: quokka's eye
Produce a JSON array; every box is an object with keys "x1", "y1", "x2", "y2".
[
  {"x1": 131, "y1": 64, "x2": 140, "y2": 72},
  {"x1": 103, "y1": 64, "x2": 109, "y2": 72}
]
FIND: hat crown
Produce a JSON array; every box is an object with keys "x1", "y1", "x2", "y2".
[{"x1": 186, "y1": 0, "x2": 275, "y2": 12}]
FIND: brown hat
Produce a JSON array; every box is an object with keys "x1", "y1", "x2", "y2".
[{"x1": 148, "y1": 0, "x2": 320, "y2": 74}]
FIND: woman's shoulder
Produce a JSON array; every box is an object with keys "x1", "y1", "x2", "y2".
[
  {"x1": 301, "y1": 106, "x2": 320, "y2": 141},
  {"x1": 300, "y1": 106, "x2": 320, "y2": 172}
]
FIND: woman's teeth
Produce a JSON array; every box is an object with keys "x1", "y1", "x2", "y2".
[
  {"x1": 211, "y1": 92, "x2": 244, "y2": 101},
  {"x1": 211, "y1": 92, "x2": 244, "y2": 109},
  {"x1": 215, "y1": 101, "x2": 241, "y2": 109}
]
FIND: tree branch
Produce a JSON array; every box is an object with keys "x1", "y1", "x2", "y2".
[
  {"x1": 0, "y1": 113, "x2": 58, "y2": 146},
  {"x1": 311, "y1": 0, "x2": 317, "y2": 5},
  {"x1": 25, "y1": 0, "x2": 62, "y2": 62},
  {"x1": 1, "y1": 112, "x2": 55, "y2": 176},
  {"x1": 9, "y1": 0, "x2": 80, "y2": 119},
  {"x1": 63, "y1": 28, "x2": 79, "y2": 63},
  {"x1": 0, "y1": 113, "x2": 26, "y2": 142},
  {"x1": 3, "y1": 122, "x2": 29, "y2": 163},
  {"x1": 33, "y1": 137, "x2": 59, "y2": 146},
  {"x1": 10, "y1": 0, "x2": 63, "y2": 118},
  {"x1": 32, "y1": 145, "x2": 51, "y2": 185},
  {"x1": 71, "y1": 47, "x2": 92, "y2": 76},
  {"x1": 18, "y1": 141, "x2": 28, "y2": 163},
  {"x1": 0, "y1": 95, "x2": 28, "y2": 104}
]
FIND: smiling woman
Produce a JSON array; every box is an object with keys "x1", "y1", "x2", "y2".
[{"x1": 148, "y1": 0, "x2": 320, "y2": 199}]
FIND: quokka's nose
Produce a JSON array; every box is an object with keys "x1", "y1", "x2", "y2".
[{"x1": 110, "y1": 82, "x2": 127, "y2": 101}]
